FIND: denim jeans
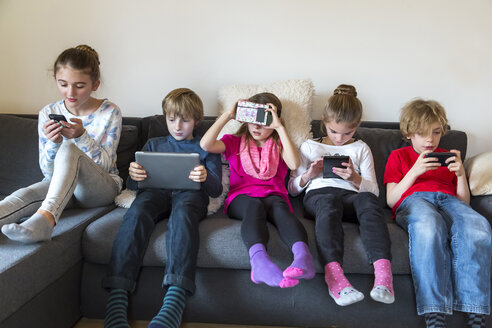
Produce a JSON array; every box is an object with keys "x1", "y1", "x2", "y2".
[
  {"x1": 396, "y1": 192, "x2": 492, "y2": 315},
  {"x1": 103, "y1": 188, "x2": 209, "y2": 295},
  {"x1": 0, "y1": 143, "x2": 118, "y2": 226},
  {"x1": 303, "y1": 187, "x2": 392, "y2": 265}
]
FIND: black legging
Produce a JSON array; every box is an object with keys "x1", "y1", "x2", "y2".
[
  {"x1": 303, "y1": 187, "x2": 391, "y2": 265},
  {"x1": 227, "y1": 194, "x2": 308, "y2": 250}
]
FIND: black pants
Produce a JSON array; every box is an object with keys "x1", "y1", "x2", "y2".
[
  {"x1": 102, "y1": 188, "x2": 208, "y2": 295},
  {"x1": 303, "y1": 187, "x2": 391, "y2": 265},
  {"x1": 227, "y1": 194, "x2": 308, "y2": 250}
]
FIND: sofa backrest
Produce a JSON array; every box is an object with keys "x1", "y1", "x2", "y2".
[
  {"x1": 0, "y1": 114, "x2": 468, "y2": 208},
  {"x1": 117, "y1": 118, "x2": 141, "y2": 184},
  {"x1": 0, "y1": 114, "x2": 44, "y2": 196}
]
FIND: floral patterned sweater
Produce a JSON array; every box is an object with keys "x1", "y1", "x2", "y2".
[{"x1": 38, "y1": 99, "x2": 123, "y2": 190}]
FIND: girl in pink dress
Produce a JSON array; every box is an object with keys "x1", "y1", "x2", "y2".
[{"x1": 201, "y1": 92, "x2": 315, "y2": 288}]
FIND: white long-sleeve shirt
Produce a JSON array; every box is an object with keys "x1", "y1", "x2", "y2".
[
  {"x1": 288, "y1": 138, "x2": 379, "y2": 197},
  {"x1": 38, "y1": 99, "x2": 123, "y2": 189}
]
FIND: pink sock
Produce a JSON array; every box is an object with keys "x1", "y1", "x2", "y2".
[
  {"x1": 324, "y1": 262, "x2": 352, "y2": 298},
  {"x1": 373, "y1": 259, "x2": 393, "y2": 293},
  {"x1": 283, "y1": 241, "x2": 315, "y2": 280}
]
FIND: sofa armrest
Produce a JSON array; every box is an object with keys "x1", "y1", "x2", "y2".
[{"x1": 470, "y1": 195, "x2": 492, "y2": 223}]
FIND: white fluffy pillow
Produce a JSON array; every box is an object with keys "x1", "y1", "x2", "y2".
[
  {"x1": 465, "y1": 150, "x2": 492, "y2": 196},
  {"x1": 217, "y1": 79, "x2": 314, "y2": 147}
]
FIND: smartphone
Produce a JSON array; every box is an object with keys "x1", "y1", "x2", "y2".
[
  {"x1": 323, "y1": 155, "x2": 350, "y2": 179},
  {"x1": 48, "y1": 114, "x2": 68, "y2": 122},
  {"x1": 424, "y1": 152, "x2": 455, "y2": 166},
  {"x1": 235, "y1": 101, "x2": 272, "y2": 126}
]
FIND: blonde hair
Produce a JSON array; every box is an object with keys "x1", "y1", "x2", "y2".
[
  {"x1": 322, "y1": 84, "x2": 362, "y2": 133},
  {"x1": 400, "y1": 99, "x2": 448, "y2": 138},
  {"x1": 53, "y1": 45, "x2": 100, "y2": 83},
  {"x1": 161, "y1": 88, "x2": 204, "y2": 124}
]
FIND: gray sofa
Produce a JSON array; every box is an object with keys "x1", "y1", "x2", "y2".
[{"x1": 0, "y1": 113, "x2": 490, "y2": 328}]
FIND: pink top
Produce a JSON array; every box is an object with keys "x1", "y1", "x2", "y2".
[{"x1": 221, "y1": 134, "x2": 293, "y2": 212}]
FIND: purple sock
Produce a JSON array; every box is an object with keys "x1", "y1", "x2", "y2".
[
  {"x1": 283, "y1": 241, "x2": 315, "y2": 280},
  {"x1": 249, "y1": 243, "x2": 298, "y2": 288}
]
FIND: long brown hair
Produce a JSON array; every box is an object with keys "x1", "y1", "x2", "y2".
[{"x1": 53, "y1": 45, "x2": 100, "y2": 83}]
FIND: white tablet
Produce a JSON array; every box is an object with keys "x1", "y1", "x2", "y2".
[{"x1": 135, "y1": 151, "x2": 201, "y2": 190}]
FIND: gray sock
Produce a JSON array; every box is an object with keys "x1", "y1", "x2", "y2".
[{"x1": 1, "y1": 213, "x2": 54, "y2": 243}]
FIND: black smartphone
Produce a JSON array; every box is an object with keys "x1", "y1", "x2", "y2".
[
  {"x1": 48, "y1": 114, "x2": 67, "y2": 122},
  {"x1": 323, "y1": 155, "x2": 350, "y2": 179},
  {"x1": 424, "y1": 152, "x2": 455, "y2": 166}
]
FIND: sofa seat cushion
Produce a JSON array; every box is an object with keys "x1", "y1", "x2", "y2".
[
  {"x1": 0, "y1": 205, "x2": 114, "y2": 323},
  {"x1": 82, "y1": 207, "x2": 410, "y2": 276}
]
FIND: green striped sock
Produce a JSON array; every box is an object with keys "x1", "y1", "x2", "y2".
[
  {"x1": 104, "y1": 288, "x2": 130, "y2": 328},
  {"x1": 148, "y1": 286, "x2": 187, "y2": 328}
]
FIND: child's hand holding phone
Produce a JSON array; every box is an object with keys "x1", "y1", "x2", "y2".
[
  {"x1": 129, "y1": 162, "x2": 147, "y2": 181},
  {"x1": 331, "y1": 157, "x2": 351, "y2": 178},
  {"x1": 189, "y1": 165, "x2": 207, "y2": 183},
  {"x1": 411, "y1": 151, "x2": 442, "y2": 177},
  {"x1": 44, "y1": 114, "x2": 86, "y2": 141},
  {"x1": 43, "y1": 118, "x2": 65, "y2": 143},
  {"x1": 60, "y1": 118, "x2": 86, "y2": 139},
  {"x1": 445, "y1": 150, "x2": 465, "y2": 177}
]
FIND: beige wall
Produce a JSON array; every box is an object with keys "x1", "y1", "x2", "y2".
[{"x1": 1, "y1": 0, "x2": 491, "y2": 156}]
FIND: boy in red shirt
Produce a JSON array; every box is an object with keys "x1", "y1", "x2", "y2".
[{"x1": 384, "y1": 99, "x2": 491, "y2": 328}]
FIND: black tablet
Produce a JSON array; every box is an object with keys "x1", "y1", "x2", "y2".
[{"x1": 323, "y1": 155, "x2": 350, "y2": 179}]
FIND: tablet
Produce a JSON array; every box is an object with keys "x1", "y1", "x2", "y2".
[
  {"x1": 323, "y1": 155, "x2": 350, "y2": 179},
  {"x1": 135, "y1": 151, "x2": 201, "y2": 190}
]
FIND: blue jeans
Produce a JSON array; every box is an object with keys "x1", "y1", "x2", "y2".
[
  {"x1": 396, "y1": 192, "x2": 492, "y2": 315},
  {"x1": 102, "y1": 188, "x2": 209, "y2": 295}
]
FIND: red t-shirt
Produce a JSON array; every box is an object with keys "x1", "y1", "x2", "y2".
[{"x1": 383, "y1": 146, "x2": 457, "y2": 215}]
